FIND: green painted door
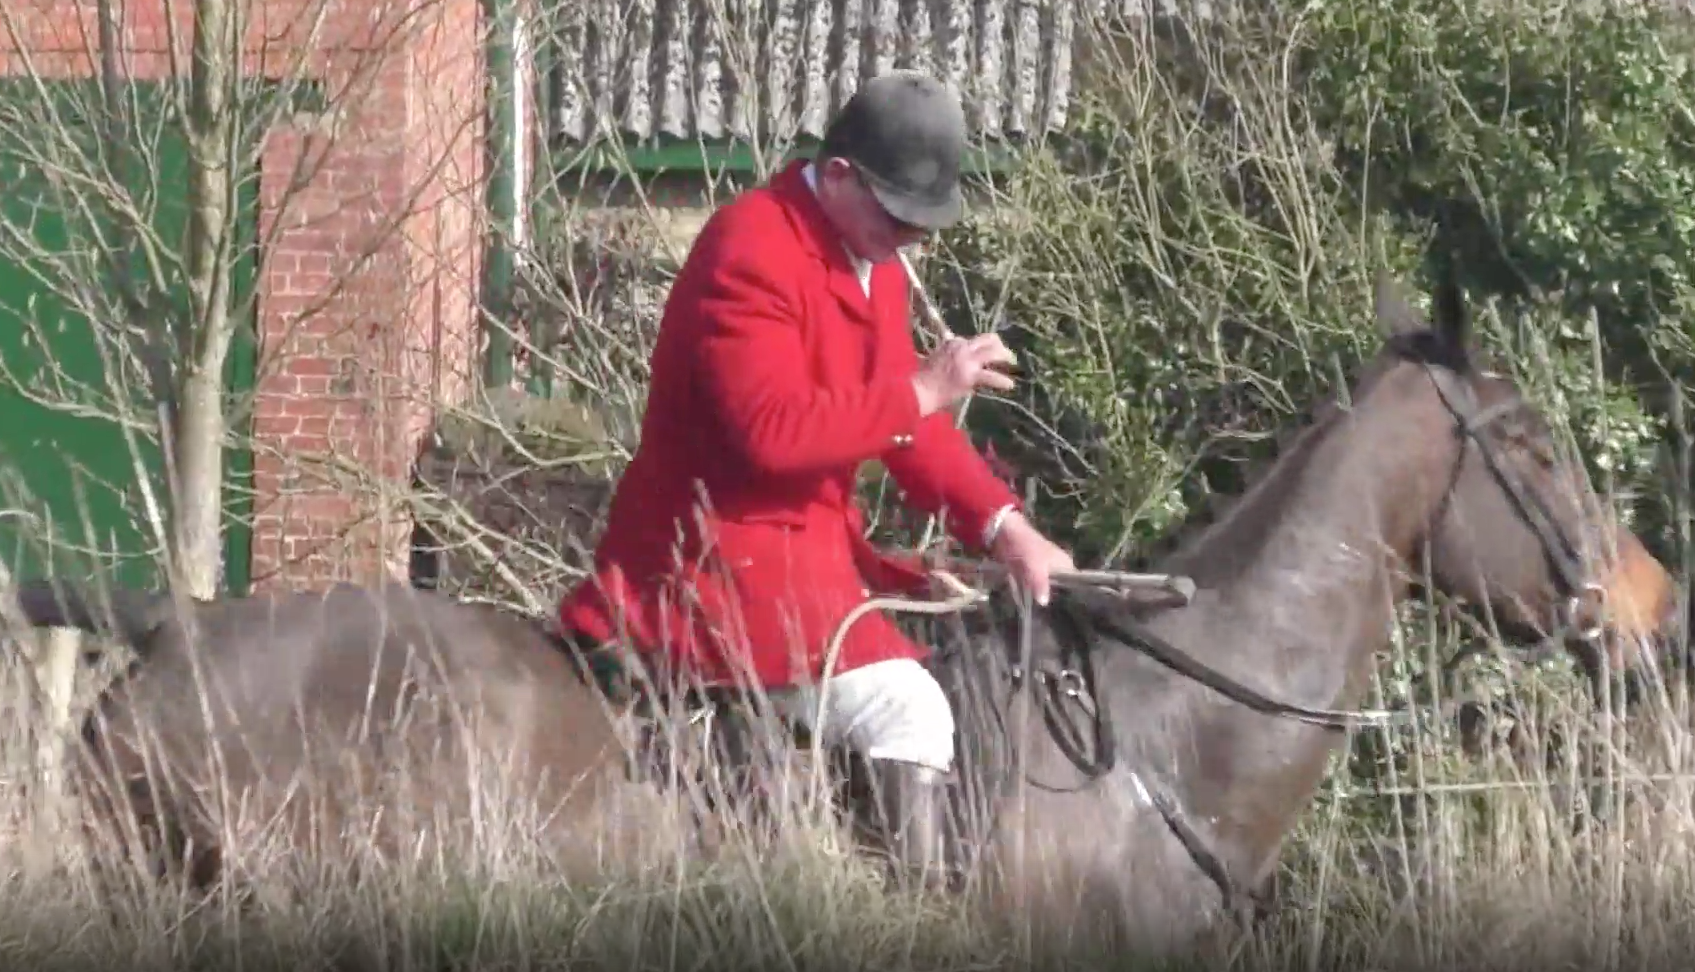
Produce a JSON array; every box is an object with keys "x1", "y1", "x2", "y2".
[{"x1": 0, "y1": 79, "x2": 257, "y2": 595}]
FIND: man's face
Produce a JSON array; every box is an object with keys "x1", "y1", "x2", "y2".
[{"x1": 816, "y1": 157, "x2": 932, "y2": 263}]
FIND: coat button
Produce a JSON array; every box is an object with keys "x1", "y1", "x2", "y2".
[{"x1": 892, "y1": 433, "x2": 914, "y2": 447}]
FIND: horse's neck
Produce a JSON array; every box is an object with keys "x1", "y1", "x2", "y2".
[
  {"x1": 1066, "y1": 404, "x2": 1444, "y2": 897},
  {"x1": 1152, "y1": 396, "x2": 1438, "y2": 686}
]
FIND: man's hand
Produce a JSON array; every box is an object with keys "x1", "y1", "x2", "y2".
[
  {"x1": 911, "y1": 334, "x2": 1017, "y2": 417},
  {"x1": 989, "y1": 510, "x2": 1076, "y2": 606}
]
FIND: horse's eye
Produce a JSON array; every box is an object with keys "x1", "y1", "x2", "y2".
[{"x1": 1517, "y1": 434, "x2": 1557, "y2": 469}]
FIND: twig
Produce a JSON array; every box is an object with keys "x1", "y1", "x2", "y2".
[{"x1": 1341, "y1": 772, "x2": 1695, "y2": 799}]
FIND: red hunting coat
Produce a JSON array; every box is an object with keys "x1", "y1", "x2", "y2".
[{"x1": 558, "y1": 159, "x2": 1020, "y2": 690}]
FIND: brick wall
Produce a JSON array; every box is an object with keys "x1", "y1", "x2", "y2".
[{"x1": 0, "y1": 0, "x2": 485, "y2": 591}]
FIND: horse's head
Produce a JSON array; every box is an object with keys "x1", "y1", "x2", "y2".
[{"x1": 1370, "y1": 272, "x2": 1677, "y2": 686}]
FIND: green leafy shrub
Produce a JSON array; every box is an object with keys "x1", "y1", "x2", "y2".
[
  {"x1": 1298, "y1": 0, "x2": 1692, "y2": 547},
  {"x1": 926, "y1": 0, "x2": 1688, "y2": 569},
  {"x1": 929, "y1": 10, "x2": 1423, "y2": 565}
]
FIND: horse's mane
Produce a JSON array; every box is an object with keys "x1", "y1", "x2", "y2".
[{"x1": 1145, "y1": 337, "x2": 1427, "y2": 572}]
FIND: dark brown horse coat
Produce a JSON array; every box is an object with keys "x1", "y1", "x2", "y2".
[{"x1": 12, "y1": 581, "x2": 668, "y2": 886}]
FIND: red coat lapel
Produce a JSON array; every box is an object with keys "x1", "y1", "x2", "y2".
[{"x1": 767, "y1": 160, "x2": 875, "y2": 323}]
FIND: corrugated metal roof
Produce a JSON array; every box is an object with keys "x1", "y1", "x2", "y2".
[{"x1": 546, "y1": 0, "x2": 1085, "y2": 145}]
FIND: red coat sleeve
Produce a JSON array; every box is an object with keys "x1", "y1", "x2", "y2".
[
  {"x1": 868, "y1": 268, "x2": 1019, "y2": 550},
  {"x1": 881, "y1": 411, "x2": 1021, "y2": 553},
  {"x1": 688, "y1": 249, "x2": 924, "y2": 475}
]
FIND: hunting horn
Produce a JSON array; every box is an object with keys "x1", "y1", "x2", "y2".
[{"x1": 897, "y1": 249, "x2": 957, "y2": 344}]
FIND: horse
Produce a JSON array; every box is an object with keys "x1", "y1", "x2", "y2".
[
  {"x1": 876, "y1": 269, "x2": 1681, "y2": 953},
  {"x1": 0, "y1": 268, "x2": 1678, "y2": 955}
]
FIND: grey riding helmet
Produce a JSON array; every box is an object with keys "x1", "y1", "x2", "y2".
[{"x1": 818, "y1": 70, "x2": 968, "y2": 231}]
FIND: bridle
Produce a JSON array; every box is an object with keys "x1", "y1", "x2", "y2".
[
  {"x1": 949, "y1": 355, "x2": 1614, "y2": 923},
  {"x1": 1420, "y1": 363, "x2": 1608, "y2": 648}
]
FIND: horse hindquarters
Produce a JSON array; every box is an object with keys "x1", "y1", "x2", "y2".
[{"x1": 69, "y1": 715, "x2": 225, "y2": 897}]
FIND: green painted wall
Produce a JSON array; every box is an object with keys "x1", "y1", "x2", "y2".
[{"x1": 0, "y1": 79, "x2": 258, "y2": 595}]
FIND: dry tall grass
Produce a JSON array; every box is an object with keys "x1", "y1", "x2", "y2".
[
  {"x1": 0, "y1": 0, "x2": 1691, "y2": 968},
  {"x1": 0, "y1": 569, "x2": 1689, "y2": 971}
]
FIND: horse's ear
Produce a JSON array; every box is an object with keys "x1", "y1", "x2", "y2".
[
  {"x1": 1373, "y1": 271, "x2": 1425, "y2": 338},
  {"x1": 1430, "y1": 263, "x2": 1472, "y2": 353}
]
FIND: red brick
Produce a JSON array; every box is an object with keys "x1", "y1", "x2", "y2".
[{"x1": 1, "y1": 0, "x2": 484, "y2": 592}]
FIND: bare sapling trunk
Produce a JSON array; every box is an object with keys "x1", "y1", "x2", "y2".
[{"x1": 176, "y1": 0, "x2": 240, "y2": 599}]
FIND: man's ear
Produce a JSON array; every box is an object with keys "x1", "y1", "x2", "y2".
[{"x1": 818, "y1": 155, "x2": 860, "y2": 184}]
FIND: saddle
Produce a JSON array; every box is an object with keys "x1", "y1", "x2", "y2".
[
  {"x1": 562, "y1": 563, "x2": 1198, "y2": 730},
  {"x1": 557, "y1": 567, "x2": 1202, "y2": 880},
  {"x1": 569, "y1": 637, "x2": 738, "y2": 722}
]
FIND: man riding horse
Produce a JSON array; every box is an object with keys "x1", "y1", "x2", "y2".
[{"x1": 557, "y1": 71, "x2": 1076, "y2": 881}]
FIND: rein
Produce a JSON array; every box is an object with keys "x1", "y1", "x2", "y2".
[
  {"x1": 832, "y1": 358, "x2": 1611, "y2": 736},
  {"x1": 814, "y1": 359, "x2": 1612, "y2": 923}
]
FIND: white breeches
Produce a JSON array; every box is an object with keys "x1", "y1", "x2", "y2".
[{"x1": 767, "y1": 657, "x2": 956, "y2": 774}]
